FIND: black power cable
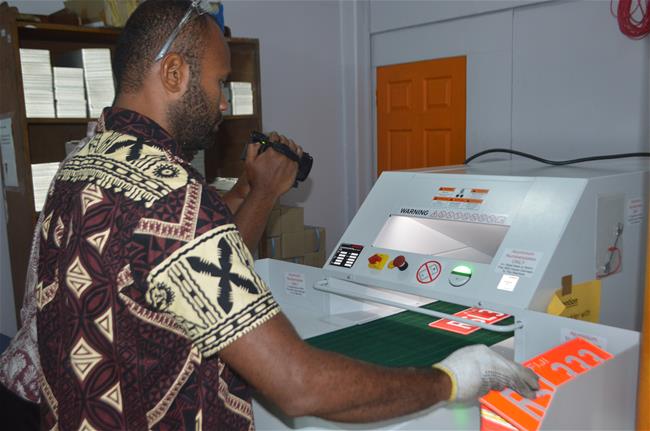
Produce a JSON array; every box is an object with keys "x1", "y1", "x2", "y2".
[{"x1": 464, "y1": 148, "x2": 650, "y2": 165}]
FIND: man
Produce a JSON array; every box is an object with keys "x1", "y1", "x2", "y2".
[{"x1": 4, "y1": 1, "x2": 538, "y2": 429}]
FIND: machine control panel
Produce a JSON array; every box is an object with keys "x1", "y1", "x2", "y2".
[
  {"x1": 367, "y1": 254, "x2": 411, "y2": 271},
  {"x1": 330, "y1": 244, "x2": 363, "y2": 268}
]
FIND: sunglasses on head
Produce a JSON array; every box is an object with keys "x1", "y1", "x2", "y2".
[{"x1": 154, "y1": 0, "x2": 222, "y2": 62}]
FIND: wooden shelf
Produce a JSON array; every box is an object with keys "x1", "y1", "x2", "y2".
[
  {"x1": 17, "y1": 21, "x2": 120, "y2": 43},
  {"x1": 28, "y1": 118, "x2": 96, "y2": 125}
]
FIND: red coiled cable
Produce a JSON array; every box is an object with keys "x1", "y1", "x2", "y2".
[{"x1": 612, "y1": 0, "x2": 650, "y2": 39}]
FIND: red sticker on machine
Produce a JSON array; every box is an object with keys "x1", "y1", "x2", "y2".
[
  {"x1": 428, "y1": 308, "x2": 510, "y2": 335},
  {"x1": 416, "y1": 260, "x2": 442, "y2": 284}
]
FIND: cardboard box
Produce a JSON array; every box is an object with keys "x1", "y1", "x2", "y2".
[
  {"x1": 282, "y1": 256, "x2": 305, "y2": 264},
  {"x1": 260, "y1": 231, "x2": 305, "y2": 259},
  {"x1": 265, "y1": 205, "x2": 304, "y2": 236},
  {"x1": 304, "y1": 226, "x2": 326, "y2": 253},
  {"x1": 304, "y1": 249, "x2": 326, "y2": 267},
  {"x1": 281, "y1": 230, "x2": 305, "y2": 258},
  {"x1": 259, "y1": 236, "x2": 282, "y2": 259},
  {"x1": 265, "y1": 207, "x2": 282, "y2": 236}
]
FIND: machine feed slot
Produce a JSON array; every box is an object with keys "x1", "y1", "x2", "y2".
[{"x1": 373, "y1": 215, "x2": 509, "y2": 264}]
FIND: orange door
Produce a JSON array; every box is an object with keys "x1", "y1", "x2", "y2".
[
  {"x1": 376, "y1": 56, "x2": 466, "y2": 175},
  {"x1": 637, "y1": 204, "x2": 650, "y2": 430}
]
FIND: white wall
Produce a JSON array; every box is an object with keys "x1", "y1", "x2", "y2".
[
  {"x1": 370, "y1": 0, "x2": 547, "y2": 33},
  {"x1": 224, "y1": 1, "x2": 348, "y2": 252},
  {"x1": 369, "y1": 0, "x2": 650, "y2": 169},
  {"x1": 512, "y1": 1, "x2": 649, "y2": 156},
  {"x1": 339, "y1": 0, "x2": 372, "y2": 222}
]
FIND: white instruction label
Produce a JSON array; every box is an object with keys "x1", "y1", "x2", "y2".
[
  {"x1": 284, "y1": 272, "x2": 306, "y2": 297},
  {"x1": 627, "y1": 197, "x2": 644, "y2": 225},
  {"x1": 496, "y1": 274, "x2": 519, "y2": 292},
  {"x1": 0, "y1": 116, "x2": 18, "y2": 188},
  {"x1": 561, "y1": 328, "x2": 608, "y2": 350},
  {"x1": 496, "y1": 249, "x2": 542, "y2": 278}
]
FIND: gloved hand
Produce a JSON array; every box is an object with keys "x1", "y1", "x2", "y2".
[{"x1": 433, "y1": 344, "x2": 539, "y2": 402}]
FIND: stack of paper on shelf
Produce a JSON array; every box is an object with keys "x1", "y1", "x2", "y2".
[
  {"x1": 229, "y1": 82, "x2": 253, "y2": 115},
  {"x1": 53, "y1": 67, "x2": 87, "y2": 118},
  {"x1": 60, "y1": 48, "x2": 115, "y2": 117},
  {"x1": 19, "y1": 48, "x2": 55, "y2": 118}
]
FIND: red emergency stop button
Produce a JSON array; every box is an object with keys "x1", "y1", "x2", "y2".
[
  {"x1": 393, "y1": 255, "x2": 408, "y2": 271},
  {"x1": 368, "y1": 253, "x2": 389, "y2": 270}
]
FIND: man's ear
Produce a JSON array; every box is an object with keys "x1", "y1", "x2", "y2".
[{"x1": 158, "y1": 53, "x2": 189, "y2": 97}]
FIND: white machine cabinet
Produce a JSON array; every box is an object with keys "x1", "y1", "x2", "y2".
[{"x1": 252, "y1": 159, "x2": 648, "y2": 430}]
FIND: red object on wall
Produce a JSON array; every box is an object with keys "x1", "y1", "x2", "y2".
[{"x1": 613, "y1": 0, "x2": 650, "y2": 39}]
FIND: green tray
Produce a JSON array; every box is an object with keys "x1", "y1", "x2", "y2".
[{"x1": 306, "y1": 301, "x2": 514, "y2": 367}]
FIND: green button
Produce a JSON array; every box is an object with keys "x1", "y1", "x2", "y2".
[{"x1": 451, "y1": 265, "x2": 472, "y2": 276}]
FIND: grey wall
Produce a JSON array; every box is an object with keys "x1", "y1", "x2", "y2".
[
  {"x1": 370, "y1": 0, "x2": 547, "y2": 33},
  {"x1": 370, "y1": 0, "x2": 650, "y2": 168},
  {"x1": 512, "y1": 1, "x2": 649, "y2": 156}
]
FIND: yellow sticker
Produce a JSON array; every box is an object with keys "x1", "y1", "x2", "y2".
[{"x1": 546, "y1": 279, "x2": 601, "y2": 323}]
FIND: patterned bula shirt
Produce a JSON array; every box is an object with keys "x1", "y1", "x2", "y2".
[{"x1": 36, "y1": 108, "x2": 279, "y2": 430}]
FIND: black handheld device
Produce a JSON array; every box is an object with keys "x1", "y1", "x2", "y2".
[{"x1": 248, "y1": 131, "x2": 313, "y2": 186}]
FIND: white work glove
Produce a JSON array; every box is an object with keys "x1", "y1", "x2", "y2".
[{"x1": 433, "y1": 344, "x2": 539, "y2": 402}]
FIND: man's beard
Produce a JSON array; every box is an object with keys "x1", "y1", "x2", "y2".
[{"x1": 168, "y1": 72, "x2": 222, "y2": 156}]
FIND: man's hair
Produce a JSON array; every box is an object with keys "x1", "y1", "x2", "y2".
[{"x1": 113, "y1": 0, "x2": 209, "y2": 95}]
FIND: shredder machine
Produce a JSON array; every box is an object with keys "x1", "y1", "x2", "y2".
[{"x1": 251, "y1": 158, "x2": 648, "y2": 430}]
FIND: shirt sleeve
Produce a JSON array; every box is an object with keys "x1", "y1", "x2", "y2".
[{"x1": 143, "y1": 216, "x2": 279, "y2": 357}]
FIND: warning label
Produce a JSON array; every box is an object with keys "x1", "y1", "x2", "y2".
[
  {"x1": 437, "y1": 187, "x2": 456, "y2": 195},
  {"x1": 497, "y1": 274, "x2": 519, "y2": 292},
  {"x1": 496, "y1": 249, "x2": 542, "y2": 278},
  {"x1": 285, "y1": 272, "x2": 306, "y2": 296},
  {"x1": 432, "y1": 187, "x2": 488, "y2": 210},
  {"x1": 416, "y1": 261, "x2": 442, "y2": 284},
  {"x1": 627, "y1": 197, "x2": 644, "y2": 225}
]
